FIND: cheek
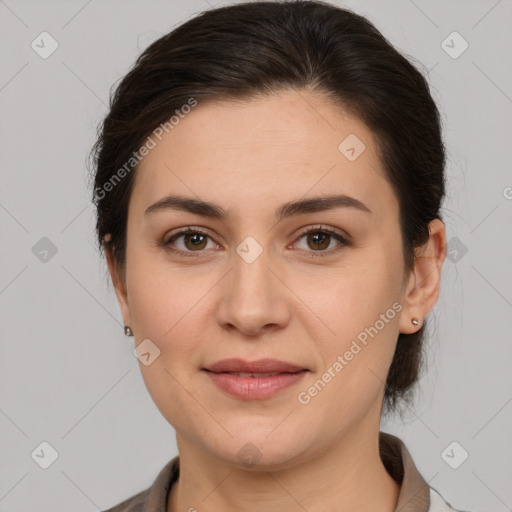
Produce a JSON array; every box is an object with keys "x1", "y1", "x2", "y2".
[
  {"x1": 129, "y1": 266, "x2": 206, "y2": 426},
  {"x1": 127, "y1": 250, "x2": 196, "y2": 337},
  {"x1": 300, "y1": 284, "x2": 401, "y2": 425},
  {"x1": 309, "y1": 249, "x2": 403, "y2": 381},
  {"x1": 127, "y1": 255, "x2": 213, "y2": 375},
  {"x1": 320, "y1": 254, "x2": 402, "y2": 333}
]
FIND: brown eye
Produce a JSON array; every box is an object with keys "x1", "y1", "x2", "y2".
[
  {"x1": 305, "y1": 232, "x2": 331, "y2": 251},
  {"x1": 163, "y1": 228, "x2": 217, "y2": 256},
  {"x1": 182, "y1": 232, "x2": 208, "y2": 251},
  {"x1": 292, "y1": 226, "x2": 350, "y2": 258}
]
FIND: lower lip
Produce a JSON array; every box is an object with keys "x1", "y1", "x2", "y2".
[{"x1": 204, "y1": 370, "x2": 308, "y2": 400}]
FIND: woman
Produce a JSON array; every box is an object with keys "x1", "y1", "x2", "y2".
[{"x1": 90, "y1": 1, "x2": 467, "y2": 510}]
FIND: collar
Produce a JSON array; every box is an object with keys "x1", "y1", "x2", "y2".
[
  {"x1": 129, "y1": 431, "x2": 430, "y2": 512},
  {"x1": 379, "y1": 432, "x2": 430, "y2": 511}
]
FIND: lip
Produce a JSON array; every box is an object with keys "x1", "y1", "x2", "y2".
[
  {"x1": 204, "y1": 358, "x2": 307, "y2": 373},
  {"x1": 204, "y1": 370, "x2": 308, "y2": 400}
]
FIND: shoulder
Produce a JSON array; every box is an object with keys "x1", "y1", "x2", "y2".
[
  {"x1": 101, "y1": 488, "x2": 149, "y2": 512},
  {"x1": 429, "y1": 487, "x2": 476, "y2": 512},
  {"x1": 100, "y1": 456, "x2": 179, "y2": 512}
]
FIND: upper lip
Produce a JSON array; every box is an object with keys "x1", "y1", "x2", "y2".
[{"x1": 204, "y1": 358, "x2": 307, "y2": 373}]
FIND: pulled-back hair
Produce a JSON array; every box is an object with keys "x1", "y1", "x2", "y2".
[{"x1": 89, "y1": 0, "x2": 446, "y2": 414}]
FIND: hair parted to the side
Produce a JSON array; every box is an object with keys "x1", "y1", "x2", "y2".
[{"x1": 88, "y1": 0, "x2": 446, "y2": 415}]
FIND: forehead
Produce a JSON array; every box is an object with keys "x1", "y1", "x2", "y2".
[{"x1": 131, "y1": 89, "x2": 394, "y2": 221}]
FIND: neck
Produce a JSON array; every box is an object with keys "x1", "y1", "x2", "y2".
[{"x1": 167, "y1": 425, "x2": 400, "y2": 512}]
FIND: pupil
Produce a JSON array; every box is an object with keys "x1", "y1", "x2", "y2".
[
  {"x1": 187, "y1": 233, "x2": 206, "y2": 249},
  {"x1": 310, "y1": 232, "x2": 329, "y2": 250}
]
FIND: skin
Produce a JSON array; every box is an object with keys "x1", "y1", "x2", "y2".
[{"x1": 106, "y1": 88, "x2": 446, "y2": 512}]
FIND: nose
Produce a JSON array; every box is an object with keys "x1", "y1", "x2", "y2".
[{"x1": 215, "y1": 246, "x2": 291, "y2": 337}]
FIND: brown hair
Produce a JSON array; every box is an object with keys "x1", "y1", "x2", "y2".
[{"x1": 88, "y1": 0, "x2": 446, "y2": 414}]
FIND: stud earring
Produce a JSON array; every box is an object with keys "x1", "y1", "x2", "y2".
[
  {"x1": 411, "y1": 318, "x2": 421, "y2": 326},
  {"x1": 124, "y1": 325, "x2": 133, "y2": 336}
]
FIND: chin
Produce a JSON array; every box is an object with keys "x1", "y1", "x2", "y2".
[{"x1": 211, "y1": 430, "x2": 308, "y2": 470}]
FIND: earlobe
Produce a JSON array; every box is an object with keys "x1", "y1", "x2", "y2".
[
  {"x1": 104, "y1": 237, "x2": 132, "y2": 329},
  {"x1": 399, "y1": 219, "x2": 447, "y2": 334}
]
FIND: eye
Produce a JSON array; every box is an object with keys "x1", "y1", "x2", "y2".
[
  {"x1": 162, "y1": 225, "x2": 350, "y2": 258},
  {"x1": 291, "y1": 225, "x2": 350, "y2": 257},
  {"x1": 162, "y1": 227, "x2": 220, "y2": 257}
]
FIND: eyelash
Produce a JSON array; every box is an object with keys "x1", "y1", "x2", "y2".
[{"x1": 162, "y1": 225, "x2": 350, "y2": 259}]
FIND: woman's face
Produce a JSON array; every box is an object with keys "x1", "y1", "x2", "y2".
[{"x1": 109, "y1": 89, "x2": 426, "y2": 468}]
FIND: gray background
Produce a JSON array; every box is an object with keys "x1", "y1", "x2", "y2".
[{"x1": 1, "y1": 0, "x2": 511, "y2": 510}]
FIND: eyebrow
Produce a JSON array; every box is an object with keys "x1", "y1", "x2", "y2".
[{"x1": 144, "y1": 193, "x2": 372, "y2": 221}]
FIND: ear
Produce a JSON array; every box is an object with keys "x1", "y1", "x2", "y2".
[
  {"x1": 104, "y1": 236, "x2": 132, "y2": 330},
  {"x1": 399, "y1": 219, "x2": 447, "y2": 334}
]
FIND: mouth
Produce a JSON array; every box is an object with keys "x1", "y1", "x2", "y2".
[
  {"x1": 203, "y1": 358, "x2": 308, "y2": 374},
  {"x1": 204, "y1": 370, "x2": 303, "y2": 378},
  {"x1": 202, "y1": 367, "x2": 308, "y2": 400}
]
